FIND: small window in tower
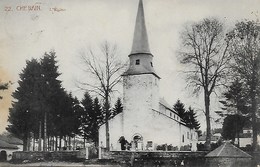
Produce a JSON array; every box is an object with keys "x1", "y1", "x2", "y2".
[
  {"x1": 136, "y1": 59, "x2": 140, "y2": 65},
  {"x1": 150, "y1": 62, "x2": 153, "y2": 67}
]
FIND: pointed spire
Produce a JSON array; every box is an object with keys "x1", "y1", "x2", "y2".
[{"x1": 131, "y1": 0, "x2": 151, "y2": 55}]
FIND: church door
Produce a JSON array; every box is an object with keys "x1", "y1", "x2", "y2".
[{"x1": 133, "y1": 134, "x2": 143, "y2": 150}]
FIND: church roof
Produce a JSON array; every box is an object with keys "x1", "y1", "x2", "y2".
[
  {"x1": 206, "y1": 142, "x2": 252, "y2": 158},
  {"x1": 131, "y1": 0, "x2": 150, "y2": 55},
  {"x1": 159, "y1": 98, "x2": 178, "y2": 115}
]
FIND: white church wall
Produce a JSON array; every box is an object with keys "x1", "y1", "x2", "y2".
[
  {"x1": 122, "y1": 74, "x2": 159, "y2": 143},
  {"x1": 99, "y1": 112, "x2": 123, "y2": 150}
]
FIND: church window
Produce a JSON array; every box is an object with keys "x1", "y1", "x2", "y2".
[
  {"x1": 187, "y1": 132, "x2": 189, "y2": 139},
  {"x1": 182, "y1": 135, "x2": 184, "y2": 143},
  {"x1": 170, "y1": 112, "x2": 172, "y2": 117},
  {"x1": 150, "y1": 62, "x2": 153, "y2": 67},
  {"x1": 174, "y1": 114, "x2": 175, "y2": 119},
  {"x1": 136, "y1": 59, "x2": 140, "y2": 65}
]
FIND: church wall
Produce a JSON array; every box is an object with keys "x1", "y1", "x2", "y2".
[
  {"x1": 99, "y1": 113, "x2": 123, "y2": 151},
  {"x1": 122, "y1": 74, "x2": 159, "y2": 144},
  {"x1": 150, "y1": 109, "x2": 198, "y2": 151}
]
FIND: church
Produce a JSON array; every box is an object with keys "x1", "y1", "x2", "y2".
[{"x1": 99, "y1": 0, "x2": 198, "y2": 151}]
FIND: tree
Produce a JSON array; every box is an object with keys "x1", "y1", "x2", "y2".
[
  {"x1": 80, "y1": 92, "x2": 93, "y2": 146},
  {"x1": 220, "y1": 79, "x2": 249, "y2": 115},
  {"x1": 80, "y1": 42, "x2": 126, "y2": 150},
  {"x1": 222, "y1": 114, "x2": 247, "y2": 143},
  {"x1": 40, "y1": 51, "x2": 65, "y2": 151},
  {"x1": 227, "y1": 20, "x2": 260, "y2": 151},
  {"x1": 0, "y1": 81, "x2": 9, "y2": 99},
  {"x1": 87, "y1": 97, "x2": 104, "y2": 146},
  {"x1": 184, "y1": 107, "x2": 201, "y2": 130},
  {"x1": 7, "y1": 51, "x2": 68, "y2": 151},
  {"x1": 219, "y1": 79, "x2": 251, "y2": 147},
  {"x1": 179, "y1": 18, "x2": 231, "y2": 150},
  {"x1": 173, "y1": 99, "x2": 186, "y2": 121},
  {"x1": 110, "y1": 98, "x2": 123, "y2": 119},
  {"x1": 7, "y1": 59, "x2": 42, "y2": 151}
]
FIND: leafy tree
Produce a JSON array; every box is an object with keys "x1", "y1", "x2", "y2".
[
  {"x1": 220, "y1": 79, "x2": 249, "y2": 115},
  {"x1": 80, "y1": 42, "x2": 126, "y2": 149},
  {"x1": 6, "y1": 59, "x2": 42, "y2": 151},
  {"x1": 110, "y1": 98, "x2": 123, "y2": 119},
  {"x1": 87, "y1": 97, "x2": 104, "y2": 146},
  {"x1": 184, "y1": 107, "x2": 201, "y2": 130},
  {"x1": 222, "y1": 114, "x2": 247, "y2": 142},
  {"x1": 179, "y1": 18, "x2": 231, "y2": 150},
  {"x1": 40, "y1": 51, "x2": 65, "y2": 151},
  {"x1": 7, "y1": 51, "x2": 69, "y2": 151},
  {"x1": 227, "y1": 20, "x2": 260, "y2": 151},
  {"x1": 80, "y1": 92, "x2": 93, "y2": 145},
  {"x1": 173, "y1": 99, "x2": 186, "y2": 121},
  {"x1": 219, "y1": 79, "x2": 250, "y2": 147}
]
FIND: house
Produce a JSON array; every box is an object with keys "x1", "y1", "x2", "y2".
[
  {"x1": 0, "y1": 135, "x2": 23, "y2": 161},
  {"x1": 98, "y1": 0, "x2": 198, "y2": 152}
]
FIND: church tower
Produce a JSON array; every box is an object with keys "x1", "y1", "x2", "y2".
[{"x1": 122, "y1": 0, "x2": 160, "y2": 147}]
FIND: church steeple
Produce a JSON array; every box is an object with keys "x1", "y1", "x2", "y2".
[
  {"x1": 131, "y1": 0, "x2": 150, "y2": 54},
  {"x1": 123, "y1": 0, "x2": 159, "y2": 78}
]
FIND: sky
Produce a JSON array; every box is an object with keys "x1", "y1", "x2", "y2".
[{"x1": 0, "y1": 0, "x2": 259, "y2": 133}]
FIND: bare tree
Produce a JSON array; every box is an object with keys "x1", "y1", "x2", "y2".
[
  {"x1": 227, "y1": 20, "x2": 260, "y2": 151},
  {"x1": 0, "y1": 81, "x2": 10, "y2": 99},
  {"x1": 80, "y1": 41, "x2": 126, "y2": 150},
  {"x1": 179, "y1": 18, "x2": 231, "y2": 150}
]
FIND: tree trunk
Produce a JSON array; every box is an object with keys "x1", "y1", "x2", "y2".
[
  {"x1": 250, "y1": 72, "x2": 258, "y2": 152},
  {"x1": 27, "y1": 132, "x2": 30, "y2": 151},
  {"x1": 84, "y1": 137, "x2": 86, "y2": 148},
  {"x1": 59, "y1": 136, "x2": 62, "y2": 150},
  {"x1": 204, "y1": 91, "x2": 211, "y2": 151},
  {"x1": 33, "y1": 133, "x2": 35, "y2": 151},
  {"x1": 68, "y1": 136, "x2": 71, "y2": 150},
  {"x1": 251, "y1": 92, "x2": 257, "y2": 152},
  {"x1": 105, "y1": 92, "x2": 110, "y2": 150},
  {"x1": 38, "y1": 121, "x2": 42, "y2": 151},
  {"x1": 55, "y1": 136, "x2": 58, "y2": 151},
  {"x1": 73, "y1": 136, "x2": 76, "y2": 150},
  {"x1": 23, "y1": 135, "x2": 28, "y2": 151},
  {"x1": 43, "y1": 112, "x2": 47, "y2": 151}
]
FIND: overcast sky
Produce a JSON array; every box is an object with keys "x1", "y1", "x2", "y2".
[{"x1": 0, "y1": 0, "x2": 259, "y2": 133}]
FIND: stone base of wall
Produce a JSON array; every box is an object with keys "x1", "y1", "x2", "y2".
[
  {"x1": 12, "y1": 151, "x2": 82, "y2": 162},
  {"x1": 100, "y1": 149, "x2": 207, "y2": 166}
]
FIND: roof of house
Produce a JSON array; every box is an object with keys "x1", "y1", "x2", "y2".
[
  {"x1": 0, "y1": 135, "x2": 23, "y2": 145},
  {"x1": 206, "y1": 142, "x2": 252, "y2": 158},
  {"x1": 0, "y1": 139, "x2": 18, "y2": 149}
]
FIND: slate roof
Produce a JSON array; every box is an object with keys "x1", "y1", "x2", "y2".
[
  {"x1": 206, "y1": 142, "x2": 252, "y2": 158},
  {"x1": 0, "y1": 139, "x2": 18, "y2": 149},
  {"x1": 131, "y1": 0, "x2": 150, "y2": 55},
  {"x1": 159, "y1": 98, "x2": 178, "y2": 115},
  {"x1": 0, "y1": 135, "x2": 23, "y2": 145}
]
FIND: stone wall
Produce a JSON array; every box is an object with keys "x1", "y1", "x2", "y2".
[
  {"x1": 100, "y1": 149, "x2": 207, "y2": 166},
  {"x1": 12, "y1": 151, "x2": 81, "y2": 162}
]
